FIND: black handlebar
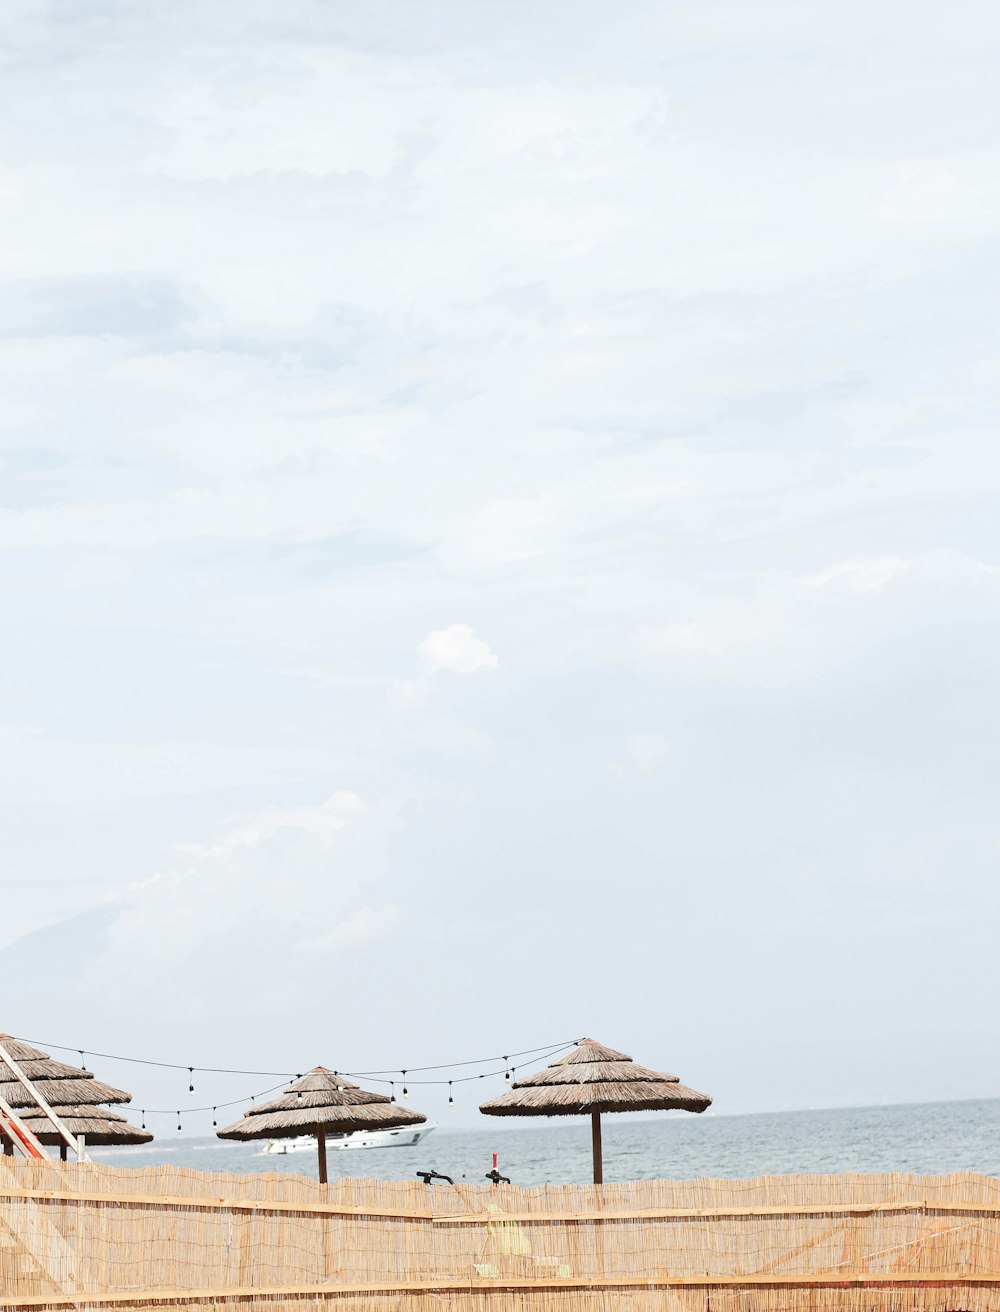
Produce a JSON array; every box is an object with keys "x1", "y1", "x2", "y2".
[{"x1": 416, "y1": 1167, "x2": 512, "y2": 1186}]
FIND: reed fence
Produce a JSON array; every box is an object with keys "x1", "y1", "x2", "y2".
[{"x1": 2, "y1": 1159, "x2": 1000, "y2": 1311}]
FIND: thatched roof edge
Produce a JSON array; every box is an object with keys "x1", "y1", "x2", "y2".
[
  {"x1": 217, "y1": 1099, "x2": 427, "y2": 1140},
  {"x1": 480, "y1": 1079, "x2": 711, "y2": 1116},
  {"x1": 15, "y1": 1106, "x2": 153, "y2": 1146}
]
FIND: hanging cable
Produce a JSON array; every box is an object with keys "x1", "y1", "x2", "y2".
[
  {"x1": 136, "y1": 1080, "x2": 290, "y2": 1117},
  {"x1": 13, "y1": 1034, "x2": 580, "y2": 1081}
]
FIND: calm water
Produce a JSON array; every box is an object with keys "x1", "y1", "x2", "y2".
[{"x1": 88, "y1": 1098, "x2": 1000, "y2": 1187}]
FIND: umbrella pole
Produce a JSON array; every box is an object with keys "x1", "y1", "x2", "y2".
[
  {"x1": 316, "y1": 1130, "x2": 328, "y2": 1185},
  {"x1": 591, "y1": 1111, "x2": 603, "y2": 1185}
]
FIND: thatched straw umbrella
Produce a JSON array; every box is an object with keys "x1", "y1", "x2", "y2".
[
  {"x1": 0, "y1": 1035, "x2": 152, "y2": 1158},
  {"x1": 480, "y1": 1037, "x2": 711, "y2": 1185},
  {"x1": 13, "y1": 1105, "x2": 153, "y2": 1152},
  {"x1": 216, "y1": 1067, "x2": 426, "y2": 1184}
]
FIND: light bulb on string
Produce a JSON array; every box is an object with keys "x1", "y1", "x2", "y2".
[
  {"x1": 176, "y1": 1113, "x2": 181, "y2": 1134},
  {"x1": 141, "y1": 1111, "x2": 146, "y2": 1130},
  {"x1": 212, "y1": 1108, "x2": 217, "y2": 1128},
  {"x1": 188, "y1": 1067, "x2": 195, "y2": 1096},
  {"x1": 447, "y1": 1082, "x2": 454, "y2": 1107},
  {"x1": 402, "y1": 1071, "x2": 409, "y2": 1099},
  {"x1": 504, "y1": 1058, "x2": 511, "y2": 1082},
  {"x1": 79, "y1": 1050, "x2": 86, "y2": 1069},
  {"x1": 389, "y1": 1082, "x2": 395, "y2": 1103}
]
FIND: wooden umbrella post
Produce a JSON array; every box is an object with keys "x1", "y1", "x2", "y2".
[
  {"x1": 591, "y1": 1110, "x2": 603, "y2": 1185},
  {"x1": 316, "y1": 1129, "x2": 328, "y2": 1185}
]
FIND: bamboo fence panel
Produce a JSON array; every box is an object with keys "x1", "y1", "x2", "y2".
[{"x1": 2, "y1": 1160, "x2": 1000, "y2": 1311}]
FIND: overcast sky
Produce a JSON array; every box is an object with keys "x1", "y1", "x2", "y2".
[{"x1": 2, "y1": 0, "x2": 1000, "y2": 1132}]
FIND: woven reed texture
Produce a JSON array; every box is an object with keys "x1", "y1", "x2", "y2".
[{"x1": 2, "y1": 1161, "x2": 1000, "y2": 1311}]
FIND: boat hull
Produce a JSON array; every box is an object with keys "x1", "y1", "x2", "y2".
[{"x1": 260, "y1": 1125, "x2": 436, "y2": 1155}]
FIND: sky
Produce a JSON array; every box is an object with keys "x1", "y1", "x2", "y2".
[{"x1": 1, "y1": 0, "x2": 1000, "y2": 1135}]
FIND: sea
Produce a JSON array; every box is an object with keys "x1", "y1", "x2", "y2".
[{"x1": 86, "y1": 1097, "x2": 1000, "y2": 1187}]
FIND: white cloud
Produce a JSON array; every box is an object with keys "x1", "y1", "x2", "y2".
[
  {"x1": 77, "y1": 792, "x2": 402, "y2": 1014},
  {"x1": 807, "y1": 558, "x2": 906, "y2": 593},
  {"x1": 0, "y1": 726, "x2": 353, "y2": 811},
  {"x1": 417, "y1": 625, "x2": 498, "y2": 676},
  {"x1": 625, "y1": 732, "x2": 672, "y2": 772},
  {"x1": 302, "y1": 903, "x2": 400, "y2": 956},
  {"x1": 630, "y1": 553, "x2": 1000, "y2": 682}
]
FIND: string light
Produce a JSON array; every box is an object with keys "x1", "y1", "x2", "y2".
[
  {"x1": 10, "y1": 1034, "x2": 581, "y2": 1129},
  {"x1": 127, "y1": 1081, "x2": 289, "y2": 1119},
  {"x1": 116, "y1": 1045, "x2": 574, "y2": 1134},
  {"x1": 59, "y1": 1047, "x2": 577, "y2": 1148},
  {"x1": 14, "y1": 1034, "x2": 580, "y2": 1081},
  {"x1": 132, "y1": 1047, "x2": 572, "y2": 1119}
]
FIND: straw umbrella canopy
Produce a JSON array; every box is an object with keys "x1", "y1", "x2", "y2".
[
  {"x1": 216, "y1": 1067, "x2": 427, "y2": 1183},
  {"x1": 479, "y1": 1037, "x2": 711, "y2": 1184},
  {"x1": 14, "y1": 1105, "x2": 153, "y2": 1148},
  {"x1": 0, "y1": 1035, "x2": 152, "y2": 1157}
]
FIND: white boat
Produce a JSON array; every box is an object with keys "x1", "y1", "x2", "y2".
[{"x1": 260, "y1": 1124, "x2": 436, "y2": 1154}]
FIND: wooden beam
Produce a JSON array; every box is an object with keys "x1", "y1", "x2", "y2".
[
  {"x1": 0, "y1": 1184, "x2": 432, "y2": 1219},
  {"x1": 316, "y1": 1130, "x2": 328, "y2": 1185},
  {"x1": 1, "y1": 1183, "x2": 998, "y2": 1225},
  {"x1": 0, "y1": 1094, "x2": 48, "y2": 1160},
  {"x1": 591, "y1": 1110, "x2": 603, "y2": 1185},
  {"x1": 5, "y1": 1271, "x2": 1000, "y2": 1307},
  {"x1": 435, "y1": 1199, "x2": 1000, "y2": 1223}
]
